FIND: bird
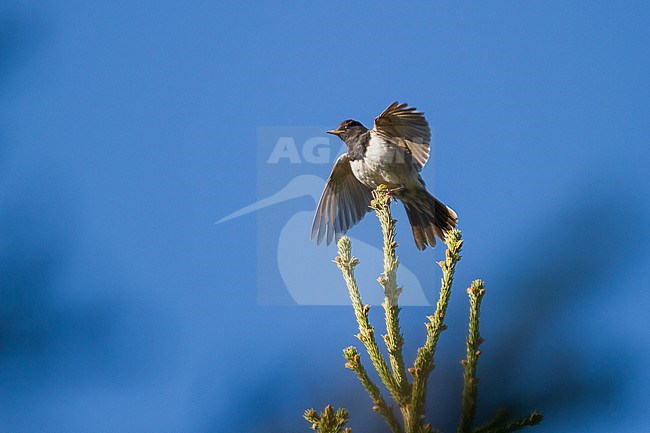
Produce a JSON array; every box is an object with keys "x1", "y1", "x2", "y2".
[{"x1": 311, "y1": 101, "x2": 458, "y2": 250}]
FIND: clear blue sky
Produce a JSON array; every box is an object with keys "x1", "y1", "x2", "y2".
[{"x1": 1, "y1": 1, "x2": 648, "y2": 432}]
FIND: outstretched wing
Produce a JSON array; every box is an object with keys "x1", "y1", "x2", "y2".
[
  {"x1": 373, "y1": 101, "x2": 431, "y2": 169},
  {"x1": 311, "y1": 154, "x2": 373, "y2": 245}
]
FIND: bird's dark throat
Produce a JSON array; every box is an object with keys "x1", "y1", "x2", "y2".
[{"x1": 343, "y1": 129, "x2": 370, "y2": 161}]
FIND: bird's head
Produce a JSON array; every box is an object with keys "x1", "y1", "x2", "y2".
[{"x1": 327, "y1": 119, "x2": 367, "y2": 143}]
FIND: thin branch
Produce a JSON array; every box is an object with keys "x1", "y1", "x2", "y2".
[
  {"x1": 409, "y1": 229, "x2": 463, "y2": 426},
  {"x1": 335, "y1": 237, "x2": 404, "y2": 405},
  {"x1": 475, "y1": 411, "x2": 543, "y2": 433},
  {"x1": 304, "y1": 405, "x2": 353, "y2": 433},
  {"x1": 498, "y1": 412, "x2": 543, "y2": 433},
  {"x1": 343, "y1": 346, "x2": 403, "y2": 433},
  {"x1": 371, "y1": 186, "x2": 410, "y2": 401},
  {"x1": 473, "y1": 409, "x2": 508, "y2": 433},
  {"x1": 458, "y1": 280, "x2": 486, "y2": 433}
]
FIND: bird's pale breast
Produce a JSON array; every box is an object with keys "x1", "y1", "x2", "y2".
[{"x1": 349, "y1": 133, "x2": 421, "y2": 189}]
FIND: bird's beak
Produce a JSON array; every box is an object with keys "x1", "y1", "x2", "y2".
[{"x1": 327, "y1": 129, "x2": 343, "y2": 136}]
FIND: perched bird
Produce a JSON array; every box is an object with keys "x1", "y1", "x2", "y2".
[{"x1": 311, "y1": 102, "x2": 457, "y2": 250}]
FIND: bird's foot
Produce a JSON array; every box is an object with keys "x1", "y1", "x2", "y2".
[{"x1": 386, "y1": 185, "x2": 405, "y2": 196}]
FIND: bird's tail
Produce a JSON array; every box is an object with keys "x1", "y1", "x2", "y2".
[{"x1": 402, "y1": 189, "x2": 458, "y2": 250}]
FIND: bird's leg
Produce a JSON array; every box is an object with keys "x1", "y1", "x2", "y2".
[{"x1": 386, "y1": 184, "x2": 405, "y2": 198}]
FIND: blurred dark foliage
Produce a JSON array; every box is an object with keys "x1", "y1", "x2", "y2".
[{"x1": 0, "y1": 171, "x2": 115, "y2": 384}]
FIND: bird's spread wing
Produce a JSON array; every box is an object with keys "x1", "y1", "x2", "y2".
[
  {"x1": 311, "y1": 154, "x2": 373, "y2": 245},
  {"x1": 373, "y1": 101, "x2": 431, "y2": 169}
]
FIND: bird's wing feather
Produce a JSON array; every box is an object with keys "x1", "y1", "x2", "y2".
[
  {"x1": 311, "y1": 154, "x2": 373, "y2": 245},
  {"x1": 373, "y1": 101, "x2": 431, "y2": 169}
]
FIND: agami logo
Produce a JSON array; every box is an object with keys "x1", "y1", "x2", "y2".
[{"x1": 217, "y1": 127, "x2": 430, "y2": 306}]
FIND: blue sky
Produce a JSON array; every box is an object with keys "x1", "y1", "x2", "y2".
[{"x1": 1, "y1": 1, "x2": 648, "y2": 432}]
